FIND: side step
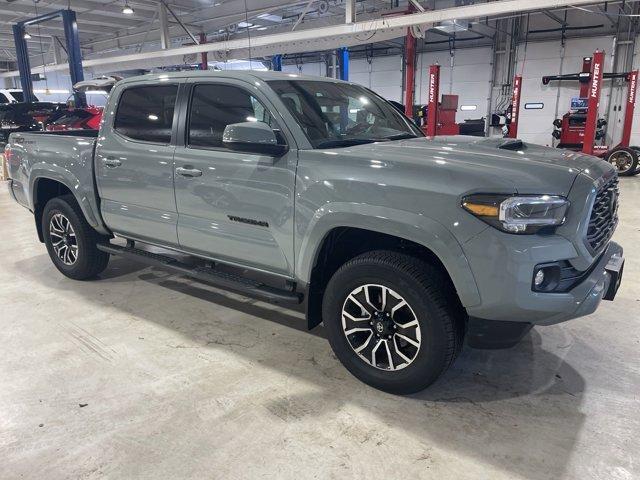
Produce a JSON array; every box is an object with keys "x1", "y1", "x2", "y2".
[{"x1": 97, "y1": 243, "x2": 303, "y2": 304}]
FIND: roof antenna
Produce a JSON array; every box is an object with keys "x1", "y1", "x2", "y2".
[{"x1": 243, "y1": 0, "x2": 253, "y2": 69}]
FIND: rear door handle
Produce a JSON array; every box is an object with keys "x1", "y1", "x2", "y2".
[
  {"x1": 102, "y1": 157, "x2": 122, "y2": 168},
  {"x1": 176, "y1": 166, "x2": 203, "y2": 177}
]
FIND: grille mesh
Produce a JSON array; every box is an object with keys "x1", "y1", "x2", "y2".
[{"x1": 586, "y1": 176, "x2": 619, "y2": 253}]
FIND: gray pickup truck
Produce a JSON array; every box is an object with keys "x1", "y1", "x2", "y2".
[{"x1": 5, "y1": 71, "x2": 624, "y2": 394}]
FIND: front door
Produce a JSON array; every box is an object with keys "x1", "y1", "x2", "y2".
[
  {"x1": 95, "y1": 82, "x2": 180, "y2": 246},
  {"x1": 173, "y1": 80, "x2": 297, "y2": 276}
]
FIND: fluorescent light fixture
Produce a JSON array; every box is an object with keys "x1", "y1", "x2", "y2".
[
  {"x1": 525, "y1": 102, "x2": 544, "y2": 110},
  {"x1": 238, "y1": 22, "x2": 253, "y2": 28},
  {"x1": 147, "y1": 114, "x2": 159, "y2": 121},
  {"x1": 460, "y1": 105, "x2": 477, "y2": 111},
  {"x1": 433, "y1": 20, "x2": 469, "y2": 33},
  {"x1": 23, "y1": 32, "x2": 32, "y2": 39},
  {"x1": 256, "y1": 27, "x2": 268, "y2": 31},
  {"x1": 122, "y1": 3, "x2": 134, "y2": 14}
]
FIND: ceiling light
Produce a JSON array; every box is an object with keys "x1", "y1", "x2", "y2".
[
  {"x1": 122, "y1": 3, "x2": 134, "y2": 14},
  {"x1": 23, "y1": 32, "x2": 32, "y2": 39}
]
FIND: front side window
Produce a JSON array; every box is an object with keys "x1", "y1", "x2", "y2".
[
  {"x1": 188, "y1": 84, "x2": 276, "y2": 149},
  {"x1": 268, "y1": 80, "x2": 422, "y2": 148},
  {"x1": 114, "y1": 85, "x2": 178, "y2": 143}
]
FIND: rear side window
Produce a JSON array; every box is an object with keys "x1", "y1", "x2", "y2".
[
  {"x1": 188, "y1": 84, "x2": 276, "y2": 149},
  {"x1": 0, "y1": 93, "x2": 9, "y2": 103},
  {"x1": 114, "y1": 85, "x2": 178, "y2": 143}
]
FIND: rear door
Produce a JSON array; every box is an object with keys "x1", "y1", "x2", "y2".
[
  {"x1": 95, "y1": 80, "x2": 181, "y2": 246},
  {"x1": 173, "y1": 78, "x2": 298, "y2": 276}
]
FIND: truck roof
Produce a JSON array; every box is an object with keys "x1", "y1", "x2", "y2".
[{"x1": 118, "y1": 70, "x2": 349, "y2": 85}]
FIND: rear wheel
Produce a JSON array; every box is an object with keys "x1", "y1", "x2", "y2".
[
  {"x1": 42, "y1": 194, "x2": 110, "y2": 280},
  {"x1": 607, "y1": 147, "x2": 639, "y2": 176},
  {"x1": 322, "y1": 251, "x2": 464, "y2": 394}
]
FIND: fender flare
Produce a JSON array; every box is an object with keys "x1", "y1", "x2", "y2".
[
  {"x1": 296, "y1": 202, "x2": 481, "y2": 308},
  {"x1": 30, "y1": 166, "x2": 109, "y2": 236}
]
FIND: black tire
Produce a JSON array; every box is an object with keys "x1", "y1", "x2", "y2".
[
  {"x1": 607, "y1": 147, "x2": 639, "y2": 176},
  {"x1": 42, "y1": 194, "x2": 110, "y2": 280},
  {"x1": 322, "y1": 250, "x2": 464, "y2": 395}
]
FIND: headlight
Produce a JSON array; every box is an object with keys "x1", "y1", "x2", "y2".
[{"x1": 462, "y1": 194, "x2": 569, "y2": 234}]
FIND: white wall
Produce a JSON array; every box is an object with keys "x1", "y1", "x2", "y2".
[
  {"x1": 8, "y1": 71, "x2": 108, "y2": 106},
  {"x1": 417, "y1": 47, "x2": 494, "y2": 123},
  {"x1": 513, "y1": 35, "x2": 630, "y2": 146},
  {"x1": 281, "y1": 46, "x2": 493, "y2": 124}
]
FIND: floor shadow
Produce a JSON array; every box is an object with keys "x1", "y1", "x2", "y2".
[{"x1": 14, "y1": 254, "x2": 587, "y2": 479}]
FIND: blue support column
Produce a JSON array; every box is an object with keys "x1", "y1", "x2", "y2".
[
  {"x1": 12, "y1": 23, "x2": 36, "y2": 103},
  {"x1": 272, "y1": 54, "x2": 282, "y2": 71},
  {"x1": 338, "y1": 47, "x2": 349, "y2": 81},
  {"x1": 13, "y1": 9, "x2": 86, "y2": 106},
  {"x1": 61, "y1": 10, "x2": 85, "y2": 107}
]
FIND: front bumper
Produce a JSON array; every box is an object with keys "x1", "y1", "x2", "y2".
[{"x1": 463, "y1": 224, "x2": 623, "y2": 327}]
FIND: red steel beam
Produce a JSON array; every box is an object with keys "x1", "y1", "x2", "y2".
[
  {"x1": 199, "y1": 32, "x2": 208, "y2": 70},
  {"x1": 403, "y1": 28, "x2": 416, "y2": 118},
  {"x1": 620, "y1": 70, "x2": 638, "y2": 147},
  {"x1": 582, "y1": 50, "x2": 604, "y2": 155},
  {"x1": 425, "y1": 64, "x2": 440, "y2": 136},
  {"x1": 508, "y1": 74, "x2": 522, "y2": 138}
]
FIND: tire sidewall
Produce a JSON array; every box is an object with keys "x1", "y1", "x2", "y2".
[
  {"x1": 43, "y1": 198, "x2": 94, "y2": 278},
  {"x1": 323, "y1": 261, "x2": 451, "y2": 393}
]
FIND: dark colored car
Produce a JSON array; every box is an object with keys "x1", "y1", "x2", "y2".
[
  {"x1": 45, "y1": 106, "x2": 103, "y2": 132},
  {"x1": 0, "y1": 102, "x2": 64, "y2": 144}
]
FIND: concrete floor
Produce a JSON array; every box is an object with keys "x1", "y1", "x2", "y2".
[{"x1": 0, "y1": 180, "x2": 638, "y2": 480}]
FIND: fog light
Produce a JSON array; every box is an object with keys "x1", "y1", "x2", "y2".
[{"x1": 534, "y1": 269, "x2": 545, "y2": 287}]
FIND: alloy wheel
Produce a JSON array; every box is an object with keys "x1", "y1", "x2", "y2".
[
  {"x1": 609, "y1": 150, "x2": 634, "y2": 173},
  {"x1": 49, "y1": 213, "x2": 79, "y2": 265},
  {"x1": 341, "y1": 284, "x2": 422, "y2": 371}
]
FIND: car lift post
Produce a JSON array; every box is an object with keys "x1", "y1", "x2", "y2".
[
  {"x1": 12, "y1": 9, "x2": 85, "y2": 107},
  {"x1": 507, "y1": 74, "x2": 522, "y2": 138},
  {"x1": 620, "y1": 70, "x2": 638, "y2": 147},
  {"x1": 425, "y1": 64, "x2": 440, "y2": 136},
  {"x1": 272, "y1": 54, "x2": 283, "y2": 71},
  {"x1": 338, "y1": 47, "x2": 349, "y2": 81},
  {"x1": 582, "y1": 50, "x2": 604, "y2": 155}
]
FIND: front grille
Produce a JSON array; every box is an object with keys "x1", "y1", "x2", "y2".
[{"x1": 586, "y1": 175, "x2": 619, "y2": 253}]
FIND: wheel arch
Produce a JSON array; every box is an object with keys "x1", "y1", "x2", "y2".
[
  {"x1": 31, "y1": 175, "x2": 107, "y2": 242},
  {"x1": 299, "y1": 209, "x2": 481, "y2": 330}
]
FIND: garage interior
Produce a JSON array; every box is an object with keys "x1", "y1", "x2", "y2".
[{"x1": 1, "y1": 1, "x2": 639, "y2": 479}]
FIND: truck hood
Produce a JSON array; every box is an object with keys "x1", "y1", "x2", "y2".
[{"x1": 330, "y1": 135, "x2": 612, "y2": 196}]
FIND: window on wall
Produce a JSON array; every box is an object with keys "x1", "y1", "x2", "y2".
[
  {"x1": 188, "y1": 84, "x2": 276, "y2": 149},
  {"x1": 114, "y1": 85, "x2": 178, "y2": 143}
]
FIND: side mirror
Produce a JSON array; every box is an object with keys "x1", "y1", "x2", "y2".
[{"x1": 222, "y1": 121, "x2": 287, "y2": 156}]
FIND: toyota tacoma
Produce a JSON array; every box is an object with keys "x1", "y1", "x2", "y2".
[{"x1": 5, "y1": 71, "x2": 624, "y2": 394}]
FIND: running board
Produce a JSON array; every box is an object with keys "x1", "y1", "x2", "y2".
[{"x1": 97, "y1": 243, "x2": 302, "y2": 304}]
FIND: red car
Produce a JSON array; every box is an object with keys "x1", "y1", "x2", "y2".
[{"x1": 45, "y1": 106, "x2": 103, "y2": 131}]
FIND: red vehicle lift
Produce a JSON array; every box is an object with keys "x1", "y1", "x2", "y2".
[
  {"x1": 422, "y1": 64, "x2": 460, "y2": 136},
  {"x1": 544, "y1": 50, "x2": 640, "y2": 176},
  {"x1": 506, "y1": 74, "x2": 522, "y2": 138}
]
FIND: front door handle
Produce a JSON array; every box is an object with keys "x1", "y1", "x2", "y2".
[
  {"x1": 102, "y1": 157, "x2": 122, "y2": 168},
  {"x1": 176, "y1": 166, "x2": 203, "y2": 177}
]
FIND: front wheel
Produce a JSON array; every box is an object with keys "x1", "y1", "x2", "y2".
[
  {"x1": 42, "y1": 194, "x2": 110, "y2": 280},
  {"x1": 607, "y1": 147, "x2": 639, "y2": 176},
  {"x1": 322, "y1": 251, "x2": 464, "y2": 394}
]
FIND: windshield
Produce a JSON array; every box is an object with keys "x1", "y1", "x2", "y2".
[{"x1": 267, "y1": 79, "x2": 422, "y2": 148}]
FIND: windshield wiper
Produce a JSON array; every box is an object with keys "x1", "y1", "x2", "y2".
[
  {"x1": 315, "y1": 138, "x2": 389, "y2": 149},
  {"x1": 385, "y1": 133, "x2": 418, "y2": 140}
]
